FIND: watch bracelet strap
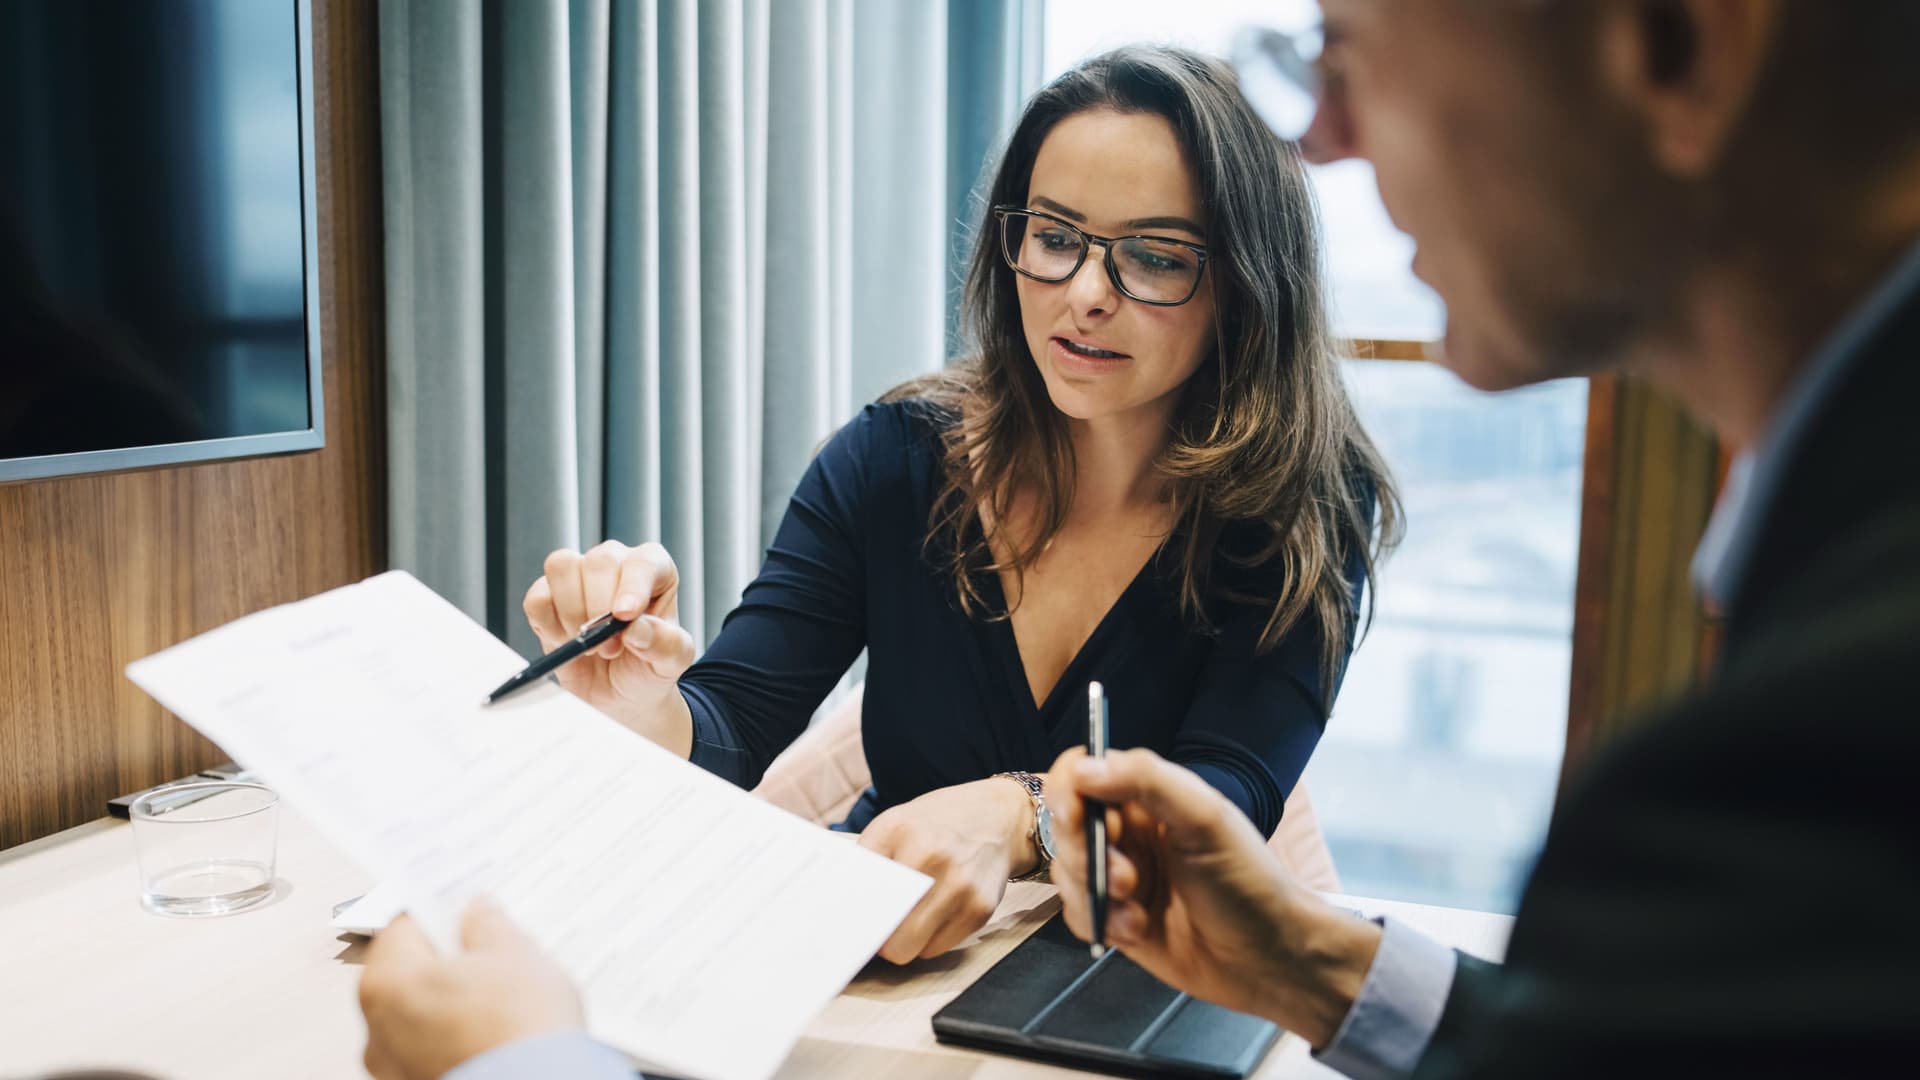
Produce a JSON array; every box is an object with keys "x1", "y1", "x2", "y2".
[{"x1": 997, "y1": 770, "x2": 1051, "y2": 883}]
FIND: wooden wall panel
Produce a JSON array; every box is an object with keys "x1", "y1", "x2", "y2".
[{"x1": 0, "y1": 0, "x2": 385, "y2": 851}]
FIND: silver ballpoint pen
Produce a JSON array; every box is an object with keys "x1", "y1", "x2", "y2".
[{"x1": 1087, "y1": 681, "x2": 1110, "y2": 960}]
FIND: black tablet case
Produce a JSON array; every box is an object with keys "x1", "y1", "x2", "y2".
[{"x1": 931, "y1": 913, "x2": 1281, "y2": 1078}]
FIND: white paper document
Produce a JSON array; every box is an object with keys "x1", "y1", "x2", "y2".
[
  {"x1": 331, "y1": 831, "x2": 865, "y2": 939},
  {"x1": 126, "y1": 571, "x2": 930, "y2": 1080}
]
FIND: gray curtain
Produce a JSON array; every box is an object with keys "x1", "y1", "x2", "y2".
[{"x1": 380, "y1": 0, "x2": 1037, "y2": 656}]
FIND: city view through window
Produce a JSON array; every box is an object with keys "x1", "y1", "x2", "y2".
[{"x1": 1321, "y1": 363, "x2": 1585, "y2": 911}]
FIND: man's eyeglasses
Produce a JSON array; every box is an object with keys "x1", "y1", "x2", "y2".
[
  {"x1": 992, "y1": 206, "x2": 1210, "y2": 307},
  {"x1": 1230, "y1": 24, "x2": 1325, "y2": 142}
]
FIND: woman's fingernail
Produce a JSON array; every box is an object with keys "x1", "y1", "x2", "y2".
[{"x1": 615, "y1": 593, "x2": 640, "y2": 616}]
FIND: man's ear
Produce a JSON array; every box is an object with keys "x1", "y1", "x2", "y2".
[{"x1": 1597, "y1": 0, "x2": 1783, "y2": 177}]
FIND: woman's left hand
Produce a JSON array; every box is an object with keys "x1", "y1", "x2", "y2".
[{"x1": 860, "y1": 776, "x2": 1041, "y2": 963}]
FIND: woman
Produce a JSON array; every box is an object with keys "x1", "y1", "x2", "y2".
[{"x1": 524, "y1": 45, "x2": 1399, "y2": 964}]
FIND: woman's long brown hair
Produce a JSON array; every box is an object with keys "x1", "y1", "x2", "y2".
[{"x1": 888, "y1": 45, "x2": 1401, "y2": 700}]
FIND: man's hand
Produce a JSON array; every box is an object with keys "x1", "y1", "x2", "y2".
[
  {"x1": 358, "y1": 900, "x2": 585, "y2": 1080},
  {"x1": 860, "y1": 776, "x2": 1039, "y2": 963},
  {"x1": 1047, "y1": 747, "x2": 1381, "y2": 1047}
]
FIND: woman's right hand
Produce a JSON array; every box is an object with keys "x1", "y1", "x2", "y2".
[{"x1": 522, "y1": 540, "x2": 698, "y2": 750}]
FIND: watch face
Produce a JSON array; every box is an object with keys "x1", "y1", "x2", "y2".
[{"x1": 1036, "y1": 804, "x2": 1057, "y2": 860}]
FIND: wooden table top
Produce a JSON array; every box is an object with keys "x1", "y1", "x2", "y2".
[{"x1": 0, "y1": 810, "x2": 1511, "y2": 1079}]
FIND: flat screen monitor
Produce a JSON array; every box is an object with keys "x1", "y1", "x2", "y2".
[{"x1": 0, "y1": 0, "x2": 323, "y2": 483}]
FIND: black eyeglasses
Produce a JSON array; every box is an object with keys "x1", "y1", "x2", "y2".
[
  {"x1": 1230, "y1": 24, "x2": 1325, "y2": 142},
  {"x1": 992, "y1": 206, "x2": 1210, "y2": 307}
]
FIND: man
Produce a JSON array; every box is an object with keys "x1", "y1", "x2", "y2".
[
  {"x1": 357, "y1": 1, "x2": 1920, "y2": 1076},
  {"x1": 1046, "y1": 1, "x2": 1920, "y2": 1077}
]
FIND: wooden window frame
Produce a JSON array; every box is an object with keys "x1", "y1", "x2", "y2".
[
  {"x1": 1563, "y1": 374, "x2": 1721, "y2": 778},
  {"x1": 1341, "y1": 338, "x2": 1432, "y2": 362}
]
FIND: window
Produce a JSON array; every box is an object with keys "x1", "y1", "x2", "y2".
[
  {"x1": 1043, "y1": 0, "x2": 1444, "y2": 340},
  {"x1": 1044, "y1": 3, "x2": 1587, "y2": 912},
  {"x1": 1325, "y1": 364, "x2": 1586, "y2": 911}
]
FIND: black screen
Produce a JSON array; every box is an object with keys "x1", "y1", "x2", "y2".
[{"x1": 0, "y1": 0, "x2": 311, "y2": 464}]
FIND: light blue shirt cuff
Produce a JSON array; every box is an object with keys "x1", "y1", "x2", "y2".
[
  {"x1": 442, "y1": 1031, "x2": 634, "y2": 1080},
  {"x1": 1312, "y1": 916, "x2": 1458, "y2": 1080}
]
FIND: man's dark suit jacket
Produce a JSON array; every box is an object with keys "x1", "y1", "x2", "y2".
[{"x1": 1413, "y1": 274, "x2": 1920, "y2": 1077}]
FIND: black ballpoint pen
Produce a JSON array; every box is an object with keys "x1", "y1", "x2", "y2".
[
  {"x1": 1087, "y1": 680, "x2": 1110, "y2": 960},
  {"x1": 484, "y1": 611, "x2": 631, "y2": 706}
]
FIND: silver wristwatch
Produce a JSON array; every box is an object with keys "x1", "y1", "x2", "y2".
[{"x1": 997, "y1": 770, "x2": 1056, "y2": 883}]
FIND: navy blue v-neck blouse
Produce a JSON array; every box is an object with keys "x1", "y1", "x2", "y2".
[{"x1": 678, "y1": 399, "x2": 1369, "y2": 838}]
